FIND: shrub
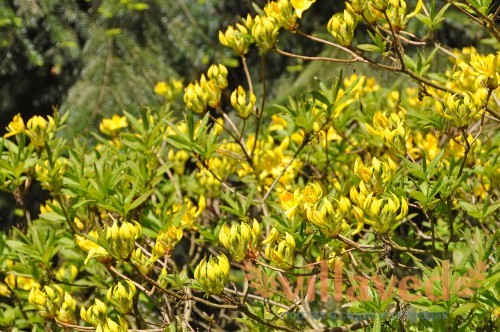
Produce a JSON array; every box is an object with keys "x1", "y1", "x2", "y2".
[{"x1": 0, "y1": 1, "x2": 499, "y2": 331}]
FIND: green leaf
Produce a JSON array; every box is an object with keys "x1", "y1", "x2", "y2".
[{"x1": 357, "y1": 44, "x2": 381, "y2": 52}]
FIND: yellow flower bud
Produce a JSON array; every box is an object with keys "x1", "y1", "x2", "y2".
[
  {"x1": 352, "y1": 193, "x2": 408, "y2": 234},
  {"x1": 29, "y1": 285, "x2": 64, "y2": 319},
  {"x1": 96, "y1": 316, "x2": 128, "y2": 332},
  {"x1": 264, "y1": 228, "x2": 295, "y2": 270},
  {"x1": 105, "y1": 220, "x2": 141, "y2": 260},
  {"x1": 194, "y1": 254, "x2": 230, "y2": 295},
  {"x1": 327, "y1": 10, "x2": 358, "y2": 46},
  {"x1": 251, "y1": 15, "x2": 279, "y2": 52},
  {"x1": 81, "y1": 298, "x2": 108, "y2": 327},
  {"x1": 106, "y1": 280, "x2": 136, "y2": 314},
  {"x1": 154, "y1": 81, "x2": 169, "y2": 96},
  {"x1": 153, "y1": 225, "x2": 183, "y2": 258},
  {"x1": 4, "y1": 113, "x2": 25, "y2": 138},
  {"x1": 219, "y1": 23, "x2": 253, "y2": 56},
  {"x1": 131, "y1": 247, "x2": 155, "y2": 275},
  {"x1": 365, "y1": 111, "x2": 409, "y2": 156},
  {"x1": 306, "y1": 197, "x2": 346, "y2": 237},
  {"x1": 436, "y1": 92, "x2": 482, "y2": 129},
  {"x1": 207, "y1": 64, "x2": 228, "y2": 89},
  {"x1": 184, "y1": 81, "x2": 208, "y2": 114},
  {"x1": 56, "y1": 292, "x2": 76, "y2": 324},
  {"x1": 230, "y1": 86, "x2": 257, "y2": 119},
  {"x1": 219, "y1": 220, "x2": 261, "y2": 262},
  {"x1": 55, "y1": 264, "x2": 79, "y2": 283}
]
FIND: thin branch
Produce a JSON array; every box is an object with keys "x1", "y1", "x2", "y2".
[{"x1": 274, "y1": 48, "x2": 358, "y2": 64}]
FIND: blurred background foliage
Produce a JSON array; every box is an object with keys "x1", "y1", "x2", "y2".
[
  {"x1": 1, "y1": 0, "x2": 496, "y2": 137},
  {"x1": 0, "y1": 0, "x2": 327, "y2": 137}
]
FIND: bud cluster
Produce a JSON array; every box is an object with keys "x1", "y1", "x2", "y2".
[
  {"x1": 264, "y1": 0, "x2": 297, "y2": 31},
  {"x1": 279, "y1": 182, "x2": 351, "y2": 237},
  {"x1": 350, "y1": 183, "x2": 408, "y2": 234},
  {"x1": 99, "y1": 115, "x2": 128, "y2": 138},
  {"x1": 219, "y1": 219, "x2": 261, "y2": 262},
  {"x1": 230, "y1": 86, "x2": 257, "y2": 118},
  {"x1": 252, "y1": 15, "x2": 280, "y2": 52},
  {"x1": 263, "y1": 228, "x2": 296, "y2": 270},
  {"x1": 385, "y1": 0, "x2": 422, "y2": 31},
  {"x1": 194, "y1": 254, "x2": 230, "y2": 295},
  {"x1": 29, "y1": 284, "x2": 76, "y2": 323},
  {"x1": 105, "y1": 220, "x2": 141, "y2": 260},
  {"x1": 26, "y1": 115, "x2": 56, "y2": 148},
  {"x1": 153, "y1": 225, "x2": 183, "y2": 258},
  {"x1": 435, "y1": 92, "x2": 482, "y2": 129},
  {"x1": 365, "y1": 111, "x2": 409, "y2": 156},
  {"x1": 106, "y1": 280, "x2": 136, "y2": 314},
  {"x1": 353, "y1": 156, "x2": 397, "y2": 195},
  {"x1": 327, "y1": 10, "x2": 358, "y2": 46},
  {"x1": 219, "y1": 15, "x2": 254, "y2": 56},
  {"x1": 154, "y1": 78, "x2": 184, "y2": 101},
  {"x1": 184, "y1": 64, "x2": 228, "y2": 114},
  {"x1": 81, "y1": 298, "x2": 128, "y2": 331}
]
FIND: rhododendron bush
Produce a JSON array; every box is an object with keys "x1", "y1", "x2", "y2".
[{"x1": 1, "y1": 1, "x2": 499, "y2": 331}]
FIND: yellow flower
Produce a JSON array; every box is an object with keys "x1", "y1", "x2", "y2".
[
  {"x1": 154, "y1": 81, "x2": 169, "y2": 96},
  {"x1": 263, "y1": 228, "x2": 295, "y2": 270},
  {"x1": 290, "y1": 0, "x2": 316, "y2": 19},
  {"x1": 305, "y1": 197, "x2": 347, "y2": 237},
  {"x1": 219, "y1": 23, "x2": 253, "y2": 56},
  {"x1": 131, "y1": 247, "x2": 155, "y2": 275},
  {"x1": 99, "y1": 115, "x2": 128, "y2": 137},
  {"x1": 26, "y1": 115, "x2": 56, "y2": 147},
  {"x1": 153, "y1": 225, "x2": 183, "y2": 258},
  {"x1": 302, "y1": 182, "x2": 322, "y2": 208},
  {"x1": 75, "y1": 230, "x2": 110, "y2": 265},
  {"x1": 365, "y1": 111, "x2": 409, "y2": 156},
  {"x1": 269, "y1": 114, "x2": 289, "y2": 131},
  {"x1": 4, "y1": 114, "x2": 25, "y2": 138},
  {"x1": 264, "y1": 0, "x2": 297, "y2": 30},
  {"x1": 352, "y1": 193, "x2": 408, "y2": 234},
  {"x1": 279, "y1": 188, "x2": 302, "y2": 220},
  {"x1": 29, "y1": 284, "x2": 65, "y2": 320}
]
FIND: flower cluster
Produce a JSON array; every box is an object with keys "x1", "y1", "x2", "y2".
[
  {"x1": 194, "y1": 254, "x2": 230, "y2": 295},
  {"x1": 184, "y1": 64, "x2": 228, "y2": 114},
  {"x1": 29, "y1": 285, "x2": 76, "y2": 323},
  {"x1": 219, "y1": 219, "x2": 261, "y2": 262}
]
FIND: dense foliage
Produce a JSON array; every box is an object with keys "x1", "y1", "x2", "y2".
[{"x1": 1, "y1": 0, "x2": 499, "y2": 331}]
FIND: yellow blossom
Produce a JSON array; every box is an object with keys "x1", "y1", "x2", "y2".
[
  {"x1": 4, "y1": 114, "x2": 25, "y2": 138},
  {"x1": 290, "y1": 0, "x2": 316, "y2": 19},
  {"x1": 99, "y1": 115, "x2": 128, "y2": 137}
]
